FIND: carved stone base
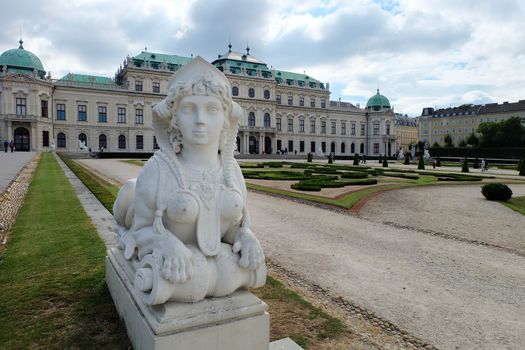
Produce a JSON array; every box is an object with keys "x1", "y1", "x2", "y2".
[{"x1": 106, "y1": 248, "x2": 270, "y2": 350}]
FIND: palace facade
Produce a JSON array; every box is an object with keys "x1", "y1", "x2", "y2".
[{"x1": 0, "y1": 40, "x2": 414, "y2": 156}]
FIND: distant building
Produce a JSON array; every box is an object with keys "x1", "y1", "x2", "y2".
[
  {"x1": 394, "y1": 113, "x2": 418, "y2": 153},
  {"x1": 418, "y1": 101, "x2": 525, "y2": 146},
  {"x1": 1, "y1": 40, "x2": 405, "y2": 156}
]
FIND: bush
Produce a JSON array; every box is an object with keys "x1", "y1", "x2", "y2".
[
  {"x1": 436, "y1": 156, "x2": 441, "y2": 167},
  {"x1": 353, "y1": 153, "x2": 359, "y2": 166},
  {"x1": 481, "y1": 183, "x2": 513, "y2": 201},
  {"x1": 462, "y1": 158, "x2": 469, "y2": 173},
  {"x1": 341, "y1": 171, "x2": 368, "y2": 179},
  {"x1": 404, "y1": 153, "x2": 410, "y2": 165},
  {"x1": 268, "y1": 162, "x2": 284, "y2": 168},
  {"x1": 291, "y1": 183, "x2": 322, "y2": 191},
  {"x1": 437, "y1": 176, "x2": 482, "y2": 182},
  {"x1": 382, "y1": 172, "x2": 419, "y2": 180},
  {"x1": 378, "y1": 155, "x2": 383, "y2": 164},
  {"x1": 418, "y1": 156, "x2": 425, "y2": 170}
]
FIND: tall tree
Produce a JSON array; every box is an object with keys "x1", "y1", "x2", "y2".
[
  {"x1": 466, "y1": 132, "x2": 479, "y2": 146},
  {"x1": 478, "y1": 117, "x2": 525, "y2": 147}
]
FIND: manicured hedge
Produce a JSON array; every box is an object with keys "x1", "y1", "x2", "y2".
[
  {"x1": 341, "y1": 172, "x2": 369, "y2": 179},
  {"x1": 481, "y1": 183, "x2": 513, "y2": 201},
  {"x1": 382, "y1": 172, "x2": 419, "y2": 180}
]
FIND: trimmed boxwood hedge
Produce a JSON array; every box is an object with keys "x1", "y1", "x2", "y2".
[
  {"x1": 291, "y1": 177, "x2": 377, "y2": 191},
  {"x1": 382, "y1": 172, "x2": 419, "y2": 180},
  {"x1": 437, "y1": 175, "x2": 482, "y2": 182},
  {"x1": 242, "y1": 171, "x2": 309, "y2": 180},
  {"x1": 341, "y1": 171, "x2": 368, "y2": 179},
  {"x1": 481, "y1": 183, "x2": 513, "y2": 201}
]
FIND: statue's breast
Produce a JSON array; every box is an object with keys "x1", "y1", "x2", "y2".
[
  {"x1": 220, "y1": 188, "x2": 243, "y2": 222},
  {"x1": 166, "y1": 191, "x2": 199, "y2": 224}
]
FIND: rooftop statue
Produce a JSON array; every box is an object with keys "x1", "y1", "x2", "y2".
[{"x1": 113, "y1": 57, "x2": 266, "y2": 305}]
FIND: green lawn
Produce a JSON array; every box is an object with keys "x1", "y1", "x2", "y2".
[
  {"x1": 0, "y1": 153, "x2": 130, "y2": 349},
  {"x1": 503, "y1": 196, "x2": 525, "y2": 216}
]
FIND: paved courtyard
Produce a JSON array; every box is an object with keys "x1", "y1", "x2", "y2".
[{"x1": 77, "y1": 158, "x2": 525, "y2": 350}]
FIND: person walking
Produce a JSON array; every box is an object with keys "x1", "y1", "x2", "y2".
[
  {"x1": 9, "y1": 140, "x2": 15, "y2": 153},
  {"x1": 3, "y1": 140, "x2": 8, "y2": 153},
  {"x1": 362, "y1": 154, "x2": 366, "y2": 164},
  {"x1": 480, "y1": 159, "x2": 486, "y2": 172},
  {"x1": 432, "y1": 157, "x2": 437, "y2": 169}
]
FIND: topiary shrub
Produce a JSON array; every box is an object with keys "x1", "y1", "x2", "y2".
[
  {"x1": 481, "y1": 183, "x2": 513, "y2": 201},
  {"x1": 383, "y1": 172, "x2": 419, "y2": 180},
  {"x1": 268, "y1": 162, "x2": 284, "y2": 168},
  {"x1": 341, "y1": 171, "x2": 368, "y2": 179},
  {"x1": 462, "y1": 157, "x2": 469, "y2": 173},
  {"x1": 353, "y1": 153, "x2": 359, "y2": 166},
  {"x1": 418, "y1": 156, "x2": 425, "y2": 170},
  {"x1": 382, "y1": 156, "x2": 388, "y2": 167},
  {"x1": 307, "y1": 152, "x2": 313, "y2": 162},
  {"x1": 404, "y1": 153, "x2": 410, "y2": 165}
]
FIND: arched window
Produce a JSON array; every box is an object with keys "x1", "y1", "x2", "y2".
[
  {"x1": 264, "y1": 89, "x2": 270, "y2": 100},
  {"x1": 57, "y1": 132, "x2": 66, "y2": 148},
  {"x1": 386, "y1": 122, "x2": 391, "y2": 135},
  {"x1": 248, "y1": 88, "x2": 255, "y2": 98},
  {"x1": 78, "y1": 133, "x2": 87, "y2": 146},
  {"x1": 341, "y1": 142, "x2": 346, "y2": 154},
  {"x1": 232, "y1": 86, "x2": 239, "y2": 96},
  {"x1": 248, "y1": 112, "x2": 256, "y2": 127},
  {"x1": 99, "y1": 134, "x2": 107, "y2": 149},
  {"x1": 264, "y1": 113, "x2": 271, "y2": 128},
  {"x1": 330, "y1": 142, "x2": 336, "y2": 153},
  {"x1": 351, "y1": 142, "x2": 355, "y2": 153},
  {"x1": 118, "y1": 135, "x2": 126, "y2": 149}
]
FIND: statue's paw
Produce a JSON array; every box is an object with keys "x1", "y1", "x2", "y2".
[
  {"x1": 233, "y1": 231, "x2": 265, "y2": 270},
  {"x1": 160, "y1": 248, "x2": 194, "y2": 284}
]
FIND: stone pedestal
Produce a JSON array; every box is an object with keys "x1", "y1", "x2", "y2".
[{"x1": 106, "y1": 248, "x2": 270, "y2": 350}]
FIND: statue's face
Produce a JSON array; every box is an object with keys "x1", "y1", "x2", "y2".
[{"x1": 176, "y1": 95, "x2": 225, "y2": 147}]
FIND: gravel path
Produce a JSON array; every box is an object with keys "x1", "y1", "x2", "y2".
[
  {"x1": 77, "y1": 158, "x2": 525, "y2": 350},
  {"x1": 0, "y1": 151, "x2": 38, "y2": 194},
  {"x1": 358, "y1": 184, "x2": 525, "y2": 255}
]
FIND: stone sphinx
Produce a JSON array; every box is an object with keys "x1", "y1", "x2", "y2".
[{"x1": 112, "y1": 57, "x2": 266, "y2": 306}]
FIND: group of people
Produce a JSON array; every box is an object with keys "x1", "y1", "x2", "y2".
[{"x1": 3, "y1": 140, "x2": 15, "y2": 153}]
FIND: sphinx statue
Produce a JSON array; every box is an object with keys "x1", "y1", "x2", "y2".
[{"x1": 112, "y1": 57, "x2": 266, "y2": 306}]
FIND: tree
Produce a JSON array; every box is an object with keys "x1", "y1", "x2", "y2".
[
  {"x1": 418, "y1": 155, "x2": 425, "y2": 170},
  {"x1": 444, "y1": 134, "x2": 454, "y2": 148},
  {"x1": 462, "y1": 157, "x2": 469, "y2": 173},
  {"x1": 478, "y1": 117, "x2": 525, "y2": 147},
  {"x1": 466, "y1": 132, "x2": 479, "y2": 146},
  {"x1": 458, "y1": 139, "x2": 467, "y2": 147},
  {"x1": 432, "y1": 142, "x2": 440, "y2": 148}
]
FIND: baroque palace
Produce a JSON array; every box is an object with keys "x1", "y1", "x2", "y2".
[{"x1": 0, "y1": 39, "x2": 414, "y2": 156}]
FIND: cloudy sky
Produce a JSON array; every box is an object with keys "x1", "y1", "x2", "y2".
[{"x1": 1, "y1": 0, "x2": 524, "y2": 116}]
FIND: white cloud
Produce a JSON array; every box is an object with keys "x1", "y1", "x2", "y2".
[{"x1": 1, "y1": 0, "x2": 524, "y2": 116}]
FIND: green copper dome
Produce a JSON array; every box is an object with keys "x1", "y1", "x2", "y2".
[
  {"x1": 366, "y1": 89, "x2": 391, "y2": 110},
  {"x1": 0, "y1": 40, "x2": 46, "y2": 77}
]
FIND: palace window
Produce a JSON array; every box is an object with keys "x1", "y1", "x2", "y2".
[
  {"x1": 310, "y1": 97, "x2": 315, "y2": 107},
  {"x1": 351, "y1": 123, "x2": 356, "y2": 135},
  {"x1": 153, "y1": 136, "x2": 159, "y2": 149},
  {"x1": 16, "y1": 97, "x2": 26, "y2": 116},
  {"x1": 78, "y1": 105, "x2": 87, "y2": 121},
  {"x1": 42, "y1": 131, "x2": 49, "y2": 147},
  {"x1": 360, "y1": 124, "x2": 365, "y2": 136},
  {"x1": 288, "y1": 140, "x2": 294, "y2": 152},
  {"x1": 288, "y1": 118, "x2": 293, "y2": 132},
  {"x1": 264, "y1": 113, "x2": 271, "y2": 128},
  {"x1": 153, "y1": 82, "x2": 160, "y2": 93},
  {"x1": 310, "y1": 119, "x2": 316, "y2": 133},
  {"x1": 98, "y1": 106, "x2": 107, "y2": 122},
  {"x1": 310, "y1": 141, "x2": 316, "y2": 152},
  {"x1": 118, "y1": 135, "x2": 126, "y2": 149},
  {"x1": 276, "y1": 118, "x2": 281, "y2": 131},
  {"x1": 373, "y1": 122, "x2": 380, "y2": 135},
  {"x1": 277, "y1": 140, "x2": 282, "y2": 151},
  {"x1": 264, "y1": 89, "x2": 270, "y2": 100},
  {"x1": 373, "y1": 143, "x2": 379, "y2": 154},
  {"x1": 78, "y1": 133, "x2": 87, "y2": 146},
  {"x1": 341, "y1": 142, "x2": 346, "y2": 153},
  {"x1": 41, "y1": 100, "x2": 48, "y2": 118},
  {"x1": 331, "y1": 121, "x2": 336, "y2": 135},
  {"x1": 321, "y1": 121, "x2": 326, "y2": 134},
  {"x1": 136, "y1": 135, "x2": 144, "y2": 149},
  {"x1": 232, "y1": 86, "x2": 239, "y2": 96},
  {"x1": 135, "y1": 80, "x2": 143, "y2": 91},
  {"x1": 300, "y1": 141, "x2": 305, "y2": 152},
  {"x1": 135, "y1": 109, "x2": 143, "y2": 124},
  {"x1": 321, "y1": 98, "x2": 326, "y2": 108},
  {"x1": 287, "y1": 95, "x2": 293, "y2": 106},
  {"x1": 99, "y1": 134, "x2": 107, "y2": 149},
  {"x1": 248, "y1": 88, "x2": 255, "y2": 98},
  {"x1": 299, "y1": 96, "x2": 304, "y2": 106},
  {"x1": 321, "y1": 142, "x2": 326, "y2": 152},
  {"x1": 118, "y1": 107, "x2": 126, "y2": 123},
  {"x1": 57, "y1": 104, "x2": 66, "y2": 120},
  {"x1": 276, "y1": 94, "x2": 281, "y2": 104},
  {"x1": 386, "y1": 123, "x2": 390, "y2": 135},
  {"x1": 341, "y1": 122, "x2": 346, "y2": 135},
  {"x1": 57, "y1": 132, "x2": 66, "y2": 148},
  {"x1": 248, "y1": 112, "x2": 256, "y2": 127},
  {"x1": 299, "y1": 119, "x2": 305, "y2": 132}
]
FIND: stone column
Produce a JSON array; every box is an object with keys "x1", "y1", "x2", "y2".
[
  {"x1": 30, "y1": 123, "x2": 37, "y2": 151},
  {"x1": 259, "y1": 134, "x2": 264, "y2": 154},
  {"x1": 7, "y1": 121, "x2": 12, "y2": 141}
]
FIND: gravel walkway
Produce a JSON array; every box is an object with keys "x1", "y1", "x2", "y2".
[
  {"x1": 0, "y1": 151, "x2": 38, "y2": 194},
  {"x1": 358, "y1": 184, "x2": 525, "y2": 255}
]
